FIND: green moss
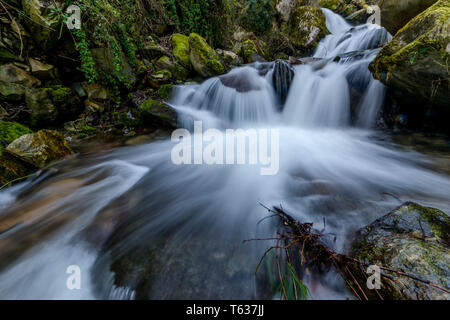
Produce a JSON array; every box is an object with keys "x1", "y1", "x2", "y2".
[
  {"x1": 157, "y1": 84, "x2": 174, "y2": 99},
  {"x1": 370, "y1": 0, "x2": 449, "y2": 107},
  {"x1": 188, "y1": 33, "x2": 225, "y2": 77},
  {"x1": 0, "y1": 121, "x2": 33, "y2": 155},
  {"x1": 242, "y1": 40, "x2": 259, "y2": 63},
  {"x1": 171, "y1": 33, "x2": 191, "y2": 68},
  {"x1": 286, "y1": 6, "x2": 329, "y2": 54}
]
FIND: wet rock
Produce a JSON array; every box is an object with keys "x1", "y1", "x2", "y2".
[
  {"x1": 21, "y1": 0, "x2": 63, "y2": 50},
  {"x1": 0, "y1": 152, "x2": 31, "y2": 186},
  {"x1": 28, "y1": 58, "x2": 58, "y2": 80},
  {"x1": 6, "y1": 129, "x2": 73, "y2": 168},
  {"x1": 157, "y1": 84, "x2": 173, "y2": 99},
  {"x1": 220, "y1": 72, "x2": 262, "y2": 93},
  {"x1": 284, "y1": 6, "x2": 329, "y2": 55},
  {"x1": 138, "y1": 99, "x2": 178, "y2": 129},
  {"x1": 0, "y1": 63, "x2": 41, "y2": 87},
  {"x1": 149, "y1": 70, "x2": 172, "y2": 88},
  {"x1": 170, "y1": 33, "x2": 191, "y2": 69},
  {"x1": 188, "y1": 33, "x2": 225, "y2": 77},
  {"x1": 349, "y1": 202, "x2": 450, "y2": 300},
  {"x1": 272, "y1": 59, "x2": 295, "y2": 105},
  {"x1": 370, "y1": 0, "x2": 449, "y2": 129}
]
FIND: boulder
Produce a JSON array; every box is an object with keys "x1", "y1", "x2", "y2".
[
  {"x1": 91, "y1": 48, "x2": 136, "y2": 87},
  {"x1": 188, "y1": 33, "x2": 225, "y2": 77},
  {"x1": 21, "y1": 0, "x2": 63, "y2": 50},
  {"x1": 284, "y1": 6, "x2": 329, "y2": 55},
  {"x1": 170, "y1": 33, "x2": 191, "y2": 69},
  {"x1": 366, "y1": 0, "x2": 438, "y2": 34},
  {"x1": 138, "y1": 99, "x2": 178, "y2": 129},
  {"x1": 28, "y1": 58, "x2": 58, "y2": 80},
  {"x1": 0, "y1": 81, "x2": 25, "y2": 101},
  {"x1": 370, "y1": 0, "x2": 449, "y2": 122},
  {"x1": 0, "y1": 63, "x2": 41, "y2": 87},
  {"x1": 25, "y1": 85, "x2": 81, "y2": 126},
  {"x1": 81, "y1": 82, "x2": 109, "y2": 101},
  {"x1": 349, "y1": 202, "x2": 450, "y2": 300},
  {"x1": 6, "y1": 129, "x2": 73, "y2": 168}
]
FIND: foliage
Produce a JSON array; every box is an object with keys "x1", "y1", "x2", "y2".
[
  {"x1": 163, "y1": 0, "x2": 228, "y2": 46},
  {"x1": 241, "y1": 0, "x2": 276, "y2": 34}
]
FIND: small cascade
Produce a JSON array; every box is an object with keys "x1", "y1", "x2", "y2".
[{"x1": 170, "y1": 66, "x2": 277, "y2": 127}]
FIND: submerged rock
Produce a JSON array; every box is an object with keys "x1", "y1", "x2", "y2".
[
  {"x1": 6, "y1": 129, "x2": 73, "y2": 168},
  {"x1": 188, "y1": 33, "x2": 225, "y2": 77},
  {"x1": 349, "y1": 202, "x2": 450, "y2": 300},
  {"x1": 370, "y1": 0, "x2": 449, "y2": 129}
]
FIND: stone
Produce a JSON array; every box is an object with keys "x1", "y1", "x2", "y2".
[
  {"x1": 6, "y1": 129, "x2": 73, "y2": 168},
  {"x1": 21, "y1": 0, "x2": 63, "y2": 50},
  {"x1": 284, "y1": 6, "x2": 329, "y2": 54},
  {"x1": 0, "y1": 63, "x2": 41, "y2": 87},
  {"x1": 188, "y1": 33, "x2": 225, "y2": 77},
  {"x1": 138, "y1": 99, "x2": 178, "y2": 129},
  {"x1": 370, "y1": 1, "x2": 449, "y2": 115},
  {"x1": 170, "y1": 33, "x2": 191, "y2": 69},
  {"x1": 28, "y1": 58, "x2": 58, "y2": 79},
  {"x1": 349, "y1": 202, "x2": 450, "y2": 300}
]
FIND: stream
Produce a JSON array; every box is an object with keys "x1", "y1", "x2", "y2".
[{"x1": 0, "y1": 9, "x2": 449, "y2": 300}]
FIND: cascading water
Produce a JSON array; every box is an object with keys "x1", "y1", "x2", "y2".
[{"x1": 0, "y1": 9, "x2": 449, "y2": 300}]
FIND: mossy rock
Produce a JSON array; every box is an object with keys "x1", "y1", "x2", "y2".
[
  {"x1": 28, "y1": 58, "x2": 58, "y2": 80},
  {"x1": 188, "y1": 33, "x2": 225, "y2": 77},
  {"x1": 349, "y1": 202, "x2": 450, "y2": 300},
  {"x1": 284, "y1": 6, "x2": 329, "y2": 55},
  {"x1": 155, "y1": 56, "x2": 189, "y2": 81},
  {"x1": 0, "y1": 63, "x2": 41, "y2": 87},
  {"x1": 0, "y1": 121, "x2": 33, "y2": 155},
  {"x1": 170, "y1": 33, "x2": 191, "y2": 69},
  {"x1": 0, "y1": 81, "x2": 25, "y2": 102},
  {"x1": 25, "y1": 85, "x2": 81, "y2": 126},
  {"x1": 241, "y1": 40, "x2": 260, "y2": 63},
  {"x1": 157, "y1": 84, "x2": 174, "y2": 99},
  {"x1": 6, "y1": 129, "x2": 73, "y2": 168},
  {"x1": 0, "y1": 152, "x2": 31, "y2": 186},
  {"x1": 370, "y1": 0, "x2": 449, "y2": 113},
  {"x1": 366, "y1": 0, "x2": 438, "y2": 34},
  {"x1": 138, "y1": 99, "x2": 178, "y2": 129},
  {"x1": 21, "y1": 0, "x2": 63, "y2": 51}
]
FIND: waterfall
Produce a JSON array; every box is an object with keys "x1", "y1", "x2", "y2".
[{"x1": 0, "y1": 10, "x2": 449, "y2": 300}]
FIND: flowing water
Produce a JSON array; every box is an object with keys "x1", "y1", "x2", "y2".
[{"x1": 0, "y1": 9, "x2": 449, "y2": 300}]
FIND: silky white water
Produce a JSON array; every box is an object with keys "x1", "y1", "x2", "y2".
[{"x1": 0, "y1": 10, "x2": 449, "y2": 300}]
